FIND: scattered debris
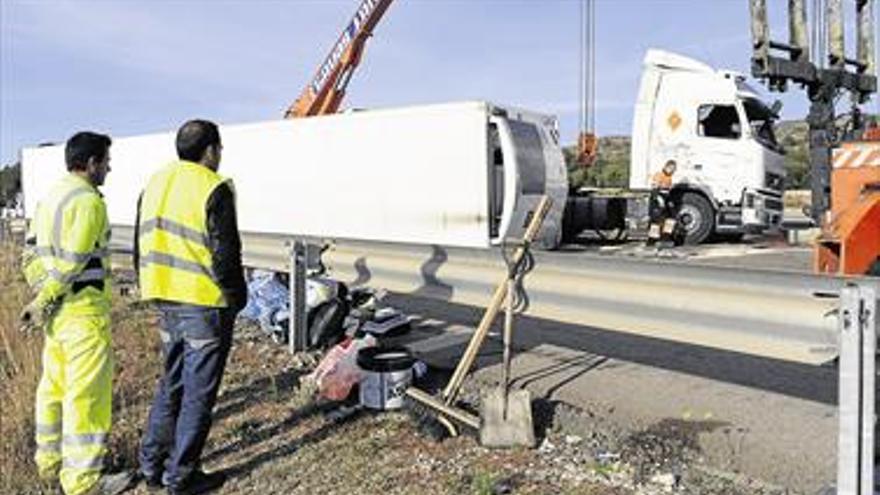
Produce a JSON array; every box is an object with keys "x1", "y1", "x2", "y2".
[
  {"x1": 565, "y1": 434, "x2": 583, "y2": 445},
  {"x1": 358, "y1": 346, "x2": 416, "y2": 410},
  {"x1": 241, "y1": 271, "x2": 412, "y2": 349},
  {"x1": 359, "y1": 307, "x2": 411, "y2": 337},
  {"x1": 620, "y1": 418, "x2": 726, "y2": 483},
  {"x1": 538, "y1": 438, "x2": 556, "y2": 454},
  {"x1": 306, "y1": 335, "x2": 377, "y2": 401}
]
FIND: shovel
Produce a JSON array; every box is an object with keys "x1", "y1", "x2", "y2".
[
  {"x1": 405, "y1": 196, "x2": 551, "y2": 440},
  {"x1": 479, "y1": 247, "x2": 536, "y2": 448}
]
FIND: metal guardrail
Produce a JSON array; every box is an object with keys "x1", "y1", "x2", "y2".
[
  {"x1": 110, "y1": 226, "x2": 869, "y2": 365},
  {"x1": 0, "y1": 217, "x2": 27, "y2": 244}
]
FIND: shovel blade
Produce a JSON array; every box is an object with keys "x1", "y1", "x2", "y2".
[{"x1": 480, "y1": 387, "x2": 536, "y2": 448}]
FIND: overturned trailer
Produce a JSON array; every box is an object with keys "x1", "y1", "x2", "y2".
[{"x1": 21, "y1": 101, "x2": 569, "y2": 251}]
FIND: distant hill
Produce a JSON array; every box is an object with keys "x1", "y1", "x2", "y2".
[
  {"x1": 563, "y1": 135, "x2": 631, "y2": 189},
  {"x1": 775, "y1": 120, "x2": 809, "y2": 190}
]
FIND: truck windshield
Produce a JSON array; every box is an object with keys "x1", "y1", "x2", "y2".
[{"x1": 742, "y1": 98, "x2": 781, "y2": 152}]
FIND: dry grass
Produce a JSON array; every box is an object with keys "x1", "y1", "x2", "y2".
[
  {"x1": 0, "y1": 239, "x2": 42, "y2": 493},
  {"x1": 0, "y1": 238, "x2": 161, "y2": 494}
]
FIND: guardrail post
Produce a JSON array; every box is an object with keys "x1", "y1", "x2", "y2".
[
  {"x1": 837, "y1": 282, "x2": 878, "y2": 494},
  {"x1": 288, "y1": 240, "x2": 309, "y2": 354}
]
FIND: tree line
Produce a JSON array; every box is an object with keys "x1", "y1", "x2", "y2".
[{"x1": 0, "y1": 162, "x2": 21, "y2": 208}]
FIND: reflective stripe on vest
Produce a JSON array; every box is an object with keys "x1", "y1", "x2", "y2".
[
  {"x1": 45, "y1": 267, "x2": 107, "y2": 284},
  {"x1": 29, "y1": 175, "x2": 110, "y2": 297},
  {"x1": 36, "y1": 442, "x2": 61, "y2": 455},
  {"x1": 36, "y1": 422, "x2": 61, "y2": 435},
  {"x1": 63, "y1": 432, "x2": 108, "y2": 447},
  {"x1": 139, "y1": 217, "x2": 208, "y2": 246},
  {"x1": 62, "y1": 456, "x2": 104, "y2": 470},
  {"x1": 34, "y1": 246, "x2": 109, "y2": 264},
  {"x1": 139, "y1": 161, "x2": 228, "y2": 307}
]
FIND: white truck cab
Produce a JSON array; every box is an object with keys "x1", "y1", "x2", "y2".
[{"x1": 629, "y1": 49, "x2": 786, "y2": 243}]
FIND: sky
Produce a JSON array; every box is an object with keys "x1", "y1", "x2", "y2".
[{"x1": 1, "y1": 0, "x2": 878, "y2": 167}]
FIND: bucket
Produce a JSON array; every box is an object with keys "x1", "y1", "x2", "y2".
[{"x1": 357, "y1": 347, "x2": 415, "y2": 410}]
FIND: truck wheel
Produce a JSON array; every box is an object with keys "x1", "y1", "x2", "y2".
[{"x1": 676, "y1": 192, "x2": 714, "y2": 245}]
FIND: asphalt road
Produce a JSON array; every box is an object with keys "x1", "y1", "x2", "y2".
[{"x1": 384, "y1": 241, "x2": 839, "y2": 493}]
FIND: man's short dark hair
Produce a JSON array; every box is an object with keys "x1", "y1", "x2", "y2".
[
  {"x1": 65, "y1": 132, "x2": 111, "y2": 171},
  {"x1": 176, "y1": 120, "x2": 221, "y2": 162}
]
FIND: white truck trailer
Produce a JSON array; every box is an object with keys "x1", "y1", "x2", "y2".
[
  {"x1": 21, "y1": 51, "x2": 786, "y2": 249},
  {"x1": 21, "y1": 101, "x2": 570, "y2": 249},
  {"x1": 567, "y1": 49, "x2": 787, "y2": 244}
]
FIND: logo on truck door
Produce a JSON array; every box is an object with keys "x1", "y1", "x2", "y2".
[{"x1": 667, "y1": 111, "x2": 682, "y2": 132}]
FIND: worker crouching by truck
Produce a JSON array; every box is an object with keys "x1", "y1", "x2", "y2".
[{"x1": 647, "y1": 159, "x2": 684, "y2": 247}]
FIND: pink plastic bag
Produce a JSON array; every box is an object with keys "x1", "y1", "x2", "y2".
[{"x1": 308, "y1": 335, "x2": 376, "y2": 401}]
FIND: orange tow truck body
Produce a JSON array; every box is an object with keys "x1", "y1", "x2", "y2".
[{"x1": 814, "y1": 135, "x2": 880, "y2": 276}]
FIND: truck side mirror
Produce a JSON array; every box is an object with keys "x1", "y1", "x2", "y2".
[{"x1": 770, "y1": 100, "x2": 782, "y2": 117}]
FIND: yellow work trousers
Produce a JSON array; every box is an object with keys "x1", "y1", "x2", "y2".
[{"x1": 34, "y1": 311, "x2": 113, "y2": 495}]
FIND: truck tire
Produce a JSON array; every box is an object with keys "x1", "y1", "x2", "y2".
[{"x1": 676, "y1": 192, "x2": 714, "y2": 245}]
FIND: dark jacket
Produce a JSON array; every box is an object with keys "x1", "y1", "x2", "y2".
[{"x1": 134, "y1": 181, "x2": 248, "y2": 312}]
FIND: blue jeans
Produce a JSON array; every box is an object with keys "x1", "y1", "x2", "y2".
[{"x1": 139, "y1": 304, "x2": 234, "y2": 488}]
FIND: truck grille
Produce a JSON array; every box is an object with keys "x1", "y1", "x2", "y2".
[
  {"x1": 765, "y1": 172, "x2": 784, "y2": 191},
  {"x1": 765, "y1": 197, "x2": 783, "y2": 211}
]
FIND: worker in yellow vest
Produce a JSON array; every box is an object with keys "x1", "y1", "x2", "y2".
[
  {"x1": 20, "y1": 132, "x2": 135, "y2": 495},
  {"x1": 134, "y1": 120, "x2": 246, "y2": 495}
]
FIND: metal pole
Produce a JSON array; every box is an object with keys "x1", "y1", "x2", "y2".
[
  {"x1": 790, "y1": 0, "x2": 811, "y2": 63},
  {"x1": 812, "y1": 0, "x2": 824, "y2": 67},
  {"x1": 836, "y1": 286, "x2": 859, "y2": 494},
  {"x1": 579, "y1": 0, "x2": 587, "y2": 136},
  {"x1": 750, "y1": 0, "x2": 770, "y2": 67},
  {"x1": 807, "y1": 96, "x2": 834, "y2": 223},
  {"x1": 288, "y1": 240, "x2": 309, "y2": 353},
  {"x1": 856, "y1": 0, "x2": 876, "y2": 76},
  {"x1": 588, "y1": 0, "x2": 595, "y2": 134},
  {"x1": 836, "y1": 282, "x2": 878, "y2": 495},
  {"x1": 857, "y1": 284, "x2": 877, "y2": 494},
  {"x1": 288, "y1": 243, "x2": 295, "y2": 354},
  {"x1": 828, "y1": 0, "x2": 845, "y2": 69}
]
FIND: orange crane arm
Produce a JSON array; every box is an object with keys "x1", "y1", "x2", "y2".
[{"x1": 285, "y1": 0, "x2": 394, "y2": 119}]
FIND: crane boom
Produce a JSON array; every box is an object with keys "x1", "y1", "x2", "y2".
[{"x1": 284, "y1": 0, "x2": 394, "y2": 119}]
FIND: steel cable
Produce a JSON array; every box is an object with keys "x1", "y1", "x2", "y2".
[{"x1": 501, "y1": 240, "x2": 536, "y2": 315}]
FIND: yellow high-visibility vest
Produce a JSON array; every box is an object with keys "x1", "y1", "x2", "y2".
[
  {"x1": 138, "y1": 160, "x2": 230, "y2": 307},
  {"x1": 25, "y1": 174, "x2": 111, "y2": 315}
]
